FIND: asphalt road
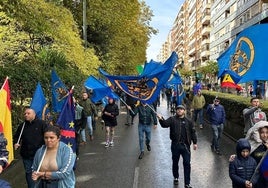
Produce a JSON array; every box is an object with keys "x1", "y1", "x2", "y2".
[{"x1": 2, "y1": 99, "x2": 235, "y2": 188}]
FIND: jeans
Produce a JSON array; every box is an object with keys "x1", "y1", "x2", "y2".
[
  {"x1": 80, "y1": 116, "x2": 93, "y2": 142},
  {"x1": 171, "y1": 142, "x2": 191, "y2": 185},
  {"x1": 22, "y1": 158, "x2": 35, "y2": 188},
  {"x1": 138, "y1": 124, "x2": 152, "y2": 152},
  {"x1": 211, "y1": 124, "x2": 224, "y2": 150},
  {"x1": 193, "y1": 108, "x2": 204, "y2": 125}
]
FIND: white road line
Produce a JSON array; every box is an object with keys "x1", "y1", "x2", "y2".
[{"x1": 133, "y1": 167, "x2": 139, "y2": 188}]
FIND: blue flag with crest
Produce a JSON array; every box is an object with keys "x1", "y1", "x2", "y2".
[
  {"x1": 51, "y1": 70, "x2": 69, "y2": 112},
  {"x1": 99, "y1": 51, "x2": 178, "y2": 104},
  {"x1": 30, "y1": 82, "x2": 47, "y2": 119},
  {"x1": 217, "y1": 24, "x2": 268, "y2": 83}
]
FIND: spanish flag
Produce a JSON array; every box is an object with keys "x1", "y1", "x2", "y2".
[{"x1": 0, "y1": 77, "x2": 14, "y2": 163}]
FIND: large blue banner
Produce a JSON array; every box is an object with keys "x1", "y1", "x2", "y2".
[
  {"x1": 99, "y1": 52, "x2": 178, "y2": 104},
  {"x1": 217, "y1": 24, "x2": 268, "y2": 83}
]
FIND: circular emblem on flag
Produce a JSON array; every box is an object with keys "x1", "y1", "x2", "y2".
[{"x1": 229, "y1": 37, "x2": 254, "y2": 76}]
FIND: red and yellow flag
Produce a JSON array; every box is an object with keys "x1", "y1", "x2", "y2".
[{"x1": 0, "y1": 77, "x2": 14, "y2": 163}]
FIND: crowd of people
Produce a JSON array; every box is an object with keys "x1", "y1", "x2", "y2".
[{"x1": 1, "y1": 85, "x2": 268, "y2": 188}]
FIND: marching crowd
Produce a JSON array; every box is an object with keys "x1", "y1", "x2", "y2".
[{"x1": 0, "y1": 87, "x2": 268, "y2": 188}]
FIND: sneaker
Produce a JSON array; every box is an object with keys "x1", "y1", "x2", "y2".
[
  {"x1": 199, "y1": 124, "x2": 203, "y2": 129},
  {"x1": 104, "y1": 142, "x2": 109, "y2": 148},
  {"x1": 89, "y1": 135, "x2": 94, "y2": 141},
  {"x1": 185, "y1": 184, "x2": 192, "y2": 188},
  {"x1": 174, "y1": 178, "x2": 179, "y2": 185},
  {"x1": 138, "y1": 151, "x2": 144, "y2": 159},
  {"x1": 146, "y1": 144, "x2": 151, "y2": 151},
  {"x1": 109, "y1": 142, "x2": 114, "y2": 147},
  {"x1": 79, "y1": 141, "x2": 86, "y2": 146}
]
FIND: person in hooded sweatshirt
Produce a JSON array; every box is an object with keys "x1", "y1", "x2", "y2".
[
  {"x1": 102, "y1": 97, "x2": 119, "y2": 147},
  {"x1": 229, "y1": 138, "x2": 258, "y2": 188}
]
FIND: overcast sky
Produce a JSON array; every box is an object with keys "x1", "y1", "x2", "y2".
[{"x1": 144, "y1": 0, "x2": 183, "y2": 61}]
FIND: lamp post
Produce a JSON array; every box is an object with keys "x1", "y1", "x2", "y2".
[{"x1": 83, "y1": 0, "x2": 87, "y2": 48}]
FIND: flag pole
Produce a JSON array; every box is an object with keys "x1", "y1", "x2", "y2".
[
  {"x1": 147, "y1": 103, "x2": 157, "y2": 114},
  {"x1": 16, "y1": 122, "x2": 25, "y2": 146},
  {"x1": 37, "y1": 147, "x2": 47, "y2": 172},
  {"x1": 119, "y1": 97, "x2": 134, "y2": 114},
  {"x1": 1, "y1": 76, "x2": 9, "y2": 90}
]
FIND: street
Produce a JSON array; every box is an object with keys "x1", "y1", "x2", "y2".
[{"x1": 2, "y1": 100, "x2": 235, "y2": 188}]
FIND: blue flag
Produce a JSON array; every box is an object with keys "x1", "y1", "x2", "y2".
[
  {"x1": 51, "y1": 70, "x2": 69, "y2": 112},
  {"x1": 84, "y1": 75, "x2": 119, "y2": 103},
  {"x1": 217, "y1": 24, "x2": 268, "y2": 83},
  {"x1": 56, "y1": 93, "x2": 76, "y2": 153},
  {"x1": 30, "y1": 82, "x2": 47, "y2": 119},
  {"x1": 99, "y1": 52, "x2": 178, "y2": 104},
  {"x1": 260, "y1": 152, "x2": 268, "y2": 181},
  {"x1": 141, "y1": 60, "x2": 162, "y2": 76}
]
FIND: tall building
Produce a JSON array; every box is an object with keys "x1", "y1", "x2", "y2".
[{"x1": 210, "y1": 0, "x2": 268, "y2": 61}]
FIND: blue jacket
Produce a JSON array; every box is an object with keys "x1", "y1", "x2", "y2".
[
  {"x1": 229, "y1": 138, "x2": 258, "y2": 188},
  {"x1": 32, "y1": 142, "x2": 76, "y2": 188},
  {"x1": 206, "y1": 103, "x2": 225, "y2": 125}
]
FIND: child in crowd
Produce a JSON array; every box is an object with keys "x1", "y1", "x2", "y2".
[{"x1": 229, "y1": 138, "x2": 258, "y2": 188}]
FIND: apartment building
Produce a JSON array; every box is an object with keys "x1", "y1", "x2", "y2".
[
  {"x1": 159, "y1": 0, "x2": 211, "y2": 70},
  {"x1": 210, "y1": 0, "x2": 268, "y2": 60}
]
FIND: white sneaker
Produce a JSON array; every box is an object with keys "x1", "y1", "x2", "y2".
[
  {"x1": 109, "y1": 142, "x2": 114, "y2": 147},
  {"x1": 199, "y1": 124, "x2": 203, "y2": 129},
  {"x1": 105, "y1": 142, "x2": 109, "y2": 147}
]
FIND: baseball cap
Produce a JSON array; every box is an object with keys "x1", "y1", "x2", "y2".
[{"x1": 176, "y1": 105, "x2": 185, "y2": 110}]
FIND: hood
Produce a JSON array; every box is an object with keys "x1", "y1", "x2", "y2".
[{"x1": 236, "y1": 138, "x2": 251, "y2": 157}]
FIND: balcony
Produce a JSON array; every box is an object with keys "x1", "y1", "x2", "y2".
[
  {"x1": 201, "y1": 14, "x2": 210, "y2": 24},
  {"x1": 188, "y1": 47, "x2": 196, "y2": 56},
  {"x1": 201, "y1": 38, "x2": 210, "y2": 46},
  {"x1": 201, "y1": 26, "x2": 211, "y2": 36},
  {"x1": 201, "y1": 50, "x2": 210, "y2": 58},
  {"x1": 188, "y1": 56, "x2": 196, "y2": 64}
]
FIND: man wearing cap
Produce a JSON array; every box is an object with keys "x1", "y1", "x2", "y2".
[
  {"x1": 206, "y1": 98, "x2": 226, "y2": 155},
  {"x1": 191, "y1": 89, "x2": 206, "y2": 129},
  {"x1": 157, "y1": 105, "x2": 197, "y2": 188}
]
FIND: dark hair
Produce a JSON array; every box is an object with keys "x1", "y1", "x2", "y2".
[
  {"x1": 44, "y1": 125, "x2": 61, "y2": 138},
  {"x1": 250, "y1": 97, "x2": 259, "y2": 102}
]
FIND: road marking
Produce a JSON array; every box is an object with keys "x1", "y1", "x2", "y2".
[{"x1": 133, "y1": 167, "x2": 139, "y2": 188}]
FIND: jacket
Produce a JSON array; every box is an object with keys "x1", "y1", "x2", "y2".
[
  {"x1": 192, "y1": 94, "x2": 205, "y2": 109},
  {"x1": 206, "y1": 104, "x2": 225, "y2": 125},
  {"x1": 159, "y1": 116, "x2": 197, "y2": 147},
  {"x1": 243, "y1": 107, "x2": 267, "y2": 134},
  {"x1": 14, "y1": 119, "x2": 47, "y2": 159},
  {"x1": 102, "y1": 102, "x2": 119, "y2": 126},
  {"x1": 32, "y1": 142, "x2": 76, "y2": 188},
  {"x1": 132, "y1": 104, "x2": 157, "y2": 125},
  {"x1": 229, "y1": 138, "x2": 258, "y2": 188},
  {"x1": 79, "y1": 99, "x2": 97, "y2": 117}
]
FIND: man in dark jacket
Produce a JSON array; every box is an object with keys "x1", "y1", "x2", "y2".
[
  {"x1": 157, "y1": 105, "x2": 197, "y2": 188},
  {"x1": 206, "y1": 97, "x2": 226, "y2": 155},
  {"x1": 128, "y1": 102, "x2": 157, "y2": 159},
  {"x1": 14, "y1": 108, "x2": 47, "y2": 188}
]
